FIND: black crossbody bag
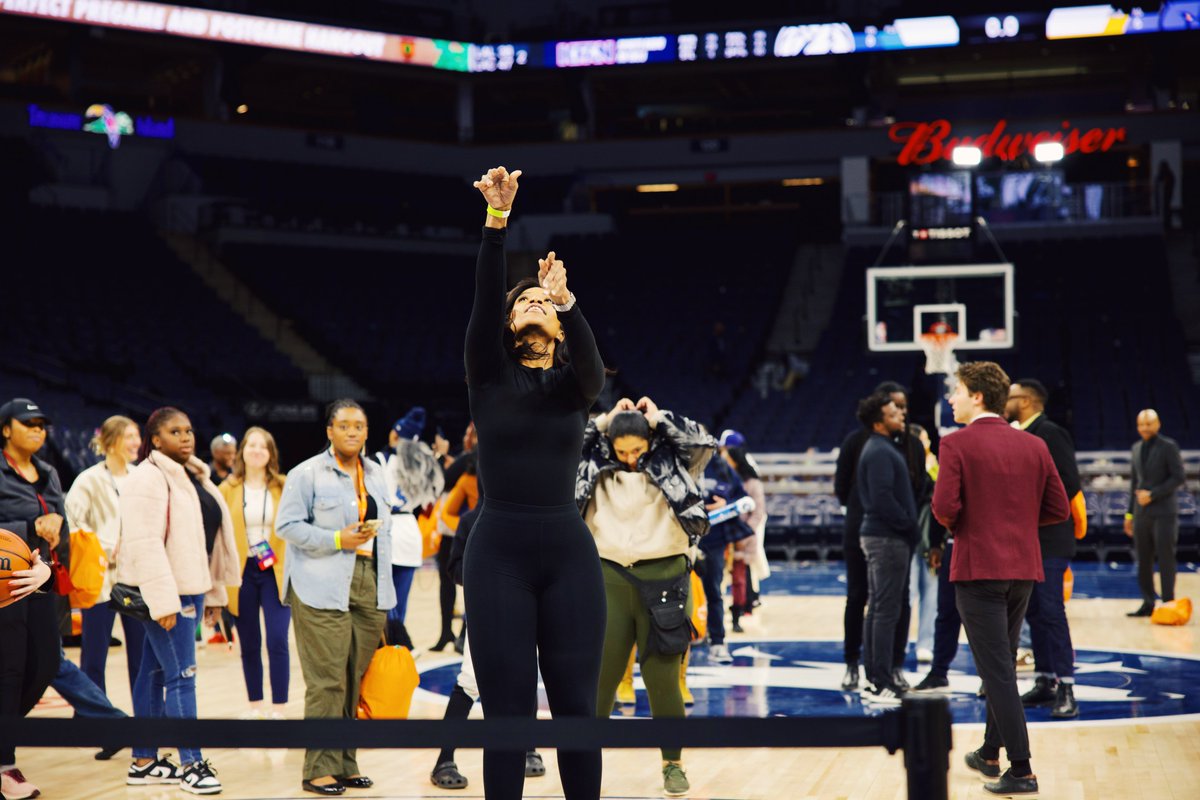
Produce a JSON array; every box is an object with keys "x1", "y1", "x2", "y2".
[
  {"x1": 109, "y1": 467, "x2": 171, "y2": 622},
  {"x1": 610, "y1": 563, "x2": 695, "y2": 658}
]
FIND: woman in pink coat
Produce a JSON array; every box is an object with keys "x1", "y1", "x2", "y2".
[{"x1": 117, "y1": 407, "x2": 240, "y2": 796}]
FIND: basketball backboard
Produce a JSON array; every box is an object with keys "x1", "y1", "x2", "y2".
[{"x1": 866, "y1": 263, "x2": 1014, "y2": 353}]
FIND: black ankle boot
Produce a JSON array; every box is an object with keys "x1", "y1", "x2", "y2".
[
  {"x1": 1020, "y1": 674, "x2": 1057, "y2": 706},
  {"x1": 1051, "y1": 682, "x2": 1079, "y2": 718}
]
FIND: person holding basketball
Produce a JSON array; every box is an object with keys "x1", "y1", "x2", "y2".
[{"x1": 0, "y1": 397, "x2": 68, "y2": 800}]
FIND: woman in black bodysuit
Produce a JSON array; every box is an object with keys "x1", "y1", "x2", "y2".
[{"x1": 463, "y1": 166, "x2": 607, "y2": 800}]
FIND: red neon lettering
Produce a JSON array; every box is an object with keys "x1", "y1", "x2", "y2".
[
  {"x1": 890, "y1": 119, "x2": 950, "y2": 166},
  {"x1": 889, "y1": 118, "x2": 1126, "y2": 164}
]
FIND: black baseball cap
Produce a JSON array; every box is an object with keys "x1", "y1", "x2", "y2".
[{"x1": 0, "y1": 398, "x2": 51, "y2": 425}]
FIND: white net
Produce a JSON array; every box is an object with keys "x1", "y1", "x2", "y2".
[{"x1": 920, "y1": 333, "x2": 959, "y2": 375}]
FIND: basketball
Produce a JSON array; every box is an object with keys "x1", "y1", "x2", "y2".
[{"x1": 0, "y1": 528, "x2": 35, "y2": 609}]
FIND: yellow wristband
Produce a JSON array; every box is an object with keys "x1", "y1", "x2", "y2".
[
  {"x1": 334, "y1": 531, "x2": 342, "y2": 549},
  {"x1": 1124, "y1": 513, "x2": 1133, "y2": 521},
  {"x1": 486, "y1": 205, "x2": 511, "y2": 219}
]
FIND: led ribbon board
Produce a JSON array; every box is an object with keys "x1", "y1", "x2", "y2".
[{"x1": 0, "y1": 0, "x2": 470, "y2": 70}]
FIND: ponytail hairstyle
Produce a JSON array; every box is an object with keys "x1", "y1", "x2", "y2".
[
  {"x1": 90, "y1": 415, "x2": 136, "y2": 457},
  {"x1": 138, "y1": 407, "x2": 186, "y2": 463}
]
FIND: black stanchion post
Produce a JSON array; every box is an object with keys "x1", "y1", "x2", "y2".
[{"x1": 900, "y1": 694, "x2": 951, "y2": 800}]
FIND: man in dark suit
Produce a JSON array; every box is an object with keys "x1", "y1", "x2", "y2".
[
  {"x1": 1124, "y1": 409, "x2": 1186, "y2": 616},
  {"x1": 1006, "y1": 379, "x2": 1083, "y2": 718},
  {"x1": 933, "y1": 362, "x2": 1069, "y2": 797}
]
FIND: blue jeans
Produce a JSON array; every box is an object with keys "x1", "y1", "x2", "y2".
[
  {"x1": 909, "y1": 550, "x2": 938, "y2": 654},
  {"x1": 234, "y1": 559, "x2": 292, "y2": 704},
  {"x1": 1027, "y1": 557, "x2": 1075, "y2": 679},
  {"x1": 52, "y1": 644, "x2": 126, "y2": 719},
  {"x1": 386, "y1": 565, "x2": 416, "y2": 648},
  {"x1": 81, "y1": 603, "x2": 146, "y2": 696},
  {"x1": 860, "y1": 536, "x2": 912, "y2": 689},
  {"x1": 133, "y1": 594, "x2": 203, "y2": 764},
  {"x1": 699, "y1": 544, "x2": 727, "y2": 645}
]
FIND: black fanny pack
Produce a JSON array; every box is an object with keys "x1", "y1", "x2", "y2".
[
  {"x1": 610, "y1": 562, "x2": 694, "y2": 659},
  {"x1": 108, "y1": 583, "x2": 153, "y2": 622}
]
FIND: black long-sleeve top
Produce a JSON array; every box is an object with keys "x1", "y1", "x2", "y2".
[
  {"x1": 465, "y1": 226, "x2": 605, "y2": 506},
  {"x1": 856, "y1": 433, "x2": 918, "y2": 544}
]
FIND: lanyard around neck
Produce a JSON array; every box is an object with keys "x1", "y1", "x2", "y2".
[
  {"x1": 243, "y1": 482, "x2": 270, "y2": 528},
  {"x1": 334, "y1": 451, "x2": 368, "y2": 523}
]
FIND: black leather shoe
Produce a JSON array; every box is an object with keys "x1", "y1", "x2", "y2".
[
  {"x1": 964, "y1": 749, "x2": 1001, "y2": 779},
  {"x1": 984, "y1": 769, "x2": 1039, "y2": 795},
  {"x1": 1021, "y1": 675, "x2": 1057, "y2": 706},
  {"x1": 841, "y1": 664, "x2": 860, "y2": 691},
  {"x1": 95, "y1": 744, "x2": 125, "y2": 761},
  {"x1": 891, "y1": 668, "x2": 911, "y2": 692},
  {"x1": 1126, "y1": 604, "x2": 1154, "y2": 617},
  {"x1": 334, "y1": 775, "x2": 373, "y2": 789},
  {"x1": 302, "y1": 778, "x2": 346, "y2": 795},
  {"x1": 1051, "y1": 683, "x2": 1079, "y2": 719}
]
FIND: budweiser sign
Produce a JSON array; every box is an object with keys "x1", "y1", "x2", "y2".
[{"x1": 888, "y1": 119, "x2": 1127, "y2": 166}]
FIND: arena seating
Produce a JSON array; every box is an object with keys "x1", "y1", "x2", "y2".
[{"x1": 5, "y1": 207, "x2": 308, "y2": 473}]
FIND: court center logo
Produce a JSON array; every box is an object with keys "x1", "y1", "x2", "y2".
[{"x1": 415, "y1": 640, "x2": 1200, "y2": 724}]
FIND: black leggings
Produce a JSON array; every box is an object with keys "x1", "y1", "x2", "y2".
[
  {"x1": 0, "y1": 592, "x2": 61, "y2": 765},
  {"x1": 435, "y1": 535, "x2": 458, "y2": 644},
  {"x1": 463, "y1": 498, "x2": 606, "y2": 800}
]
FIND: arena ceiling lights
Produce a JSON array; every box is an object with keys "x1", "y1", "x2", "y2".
[{"x1": 1, "y1": 1, "x2": 1196, "y2": 74}]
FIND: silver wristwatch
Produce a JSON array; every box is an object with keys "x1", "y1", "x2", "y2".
[{"x1": 552, "y1": 292, "x2": 577, "y2": 313}]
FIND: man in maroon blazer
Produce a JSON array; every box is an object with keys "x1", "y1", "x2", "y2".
[{"x1": 933, "y1": 362, "x2": 1069, "y2": 797}]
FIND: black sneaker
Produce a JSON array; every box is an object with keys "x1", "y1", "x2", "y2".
[
  {"x1": 984, "y1": 769, "x2": 1039, "y2": 796},
  {"x1": 1051, "y1": 683, "x2": 1079, "y2": 719},
  {"x1": 912, "y1": 673, "x2": 950, "y2": 692},
  {"x1": 841, "y1": 664, "x2": 860, "y2": 691},
  {"x1": 1021, "y1": 675, "x2": 1057, "y2": 706},
  {"x1": 1126, "y1": 604, "x2": 1153, "y2": 617},
  {"x1": 964, "y1": 749, "x2": 1001, "y2": 779},
  {"x1": 179, "y1": 760, "x2": 222, "y2": 795},
  {"x1": 891, "y1": 668, "x2": 911, "y2": 692},
  {"x1": 524, "y1": 751, "x2": 546, "y2": 777},
  {"x1": 127, "y1": 756, "x2": 182, "y2": 785}
]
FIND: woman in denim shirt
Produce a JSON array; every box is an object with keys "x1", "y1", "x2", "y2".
[{"x1": 275, "y1": 399, "x2": 395, "y2": 797}]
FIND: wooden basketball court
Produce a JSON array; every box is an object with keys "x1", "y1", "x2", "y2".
[{"x1": 20, "y1": 566, "x2": 1200, "y2": 799}]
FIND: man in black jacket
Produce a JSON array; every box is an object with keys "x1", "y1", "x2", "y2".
[
  {"x1": 1124, "y1": 409, "x2": 1186, "y2": 616},
  {"x1": 1006, "y1": 379, "x2": 1082, "y2": 718},
  {"x1": 855, "y1": 392, "x2": 919, "y2": 703},
  {"x1": 835, "y1": 381, "x2": 928, "y2": 691}
]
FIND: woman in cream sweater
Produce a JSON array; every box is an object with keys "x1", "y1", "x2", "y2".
[
  {"x1": 65, "y1": 415, "x2": 145, "y2": 696},
  {"x1": 117, "y1": 407, "x2": 240, "y2": 796}
]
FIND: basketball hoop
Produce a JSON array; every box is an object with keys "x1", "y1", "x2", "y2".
[{"x1": 920, "y1": 331, "x2": 959, "y2": 375}]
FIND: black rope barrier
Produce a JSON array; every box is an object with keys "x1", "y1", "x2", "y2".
[{"x1": 2, "y1": 696, "x2": 950, "y2": 799}]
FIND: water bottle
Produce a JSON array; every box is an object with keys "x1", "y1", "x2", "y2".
[{"x1": 707, "y1": 496, "x2": 756, "y2": 525}]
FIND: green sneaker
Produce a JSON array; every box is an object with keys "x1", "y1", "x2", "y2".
[{"x1": 663, "y1": 762, "x2": 690, "y2": 797}]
